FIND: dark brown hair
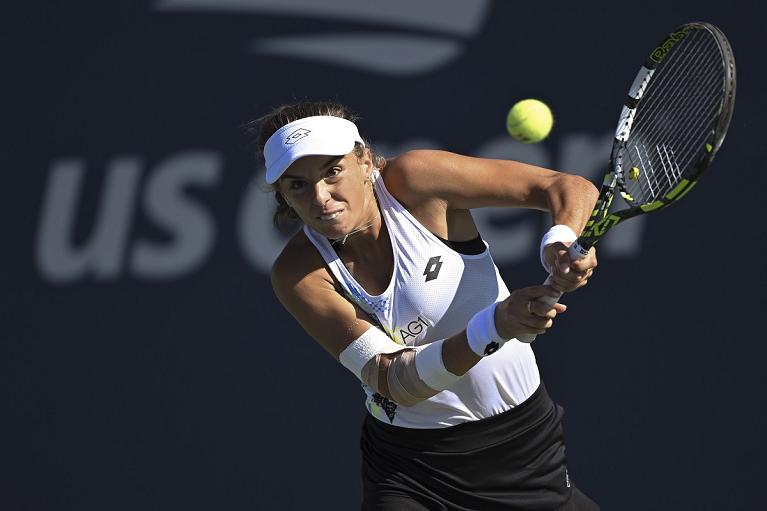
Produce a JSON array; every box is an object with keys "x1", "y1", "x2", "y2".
[{"x1": 250, "y1": 101, "x2": 384, "y2": 230}]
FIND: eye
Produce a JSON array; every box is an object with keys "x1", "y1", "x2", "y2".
[
  {"x1": 287, "y1": 180, "x2": 304, "y2": 191},
  {"x1": 325, "y1": 167, "x2": 342, "y2": 181}
]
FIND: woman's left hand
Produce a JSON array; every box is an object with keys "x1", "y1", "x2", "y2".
[{"x1": 542, "y1": 242, "x2": 597, "y2": 293}]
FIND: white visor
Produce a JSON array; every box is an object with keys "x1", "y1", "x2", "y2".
[{"x1": 264, "y1": 115, "x2": 365, "y2": 184}]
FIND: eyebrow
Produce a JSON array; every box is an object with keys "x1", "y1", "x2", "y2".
[{"x1": 281, "y1": 155, "x2": 343, "y2": 180}]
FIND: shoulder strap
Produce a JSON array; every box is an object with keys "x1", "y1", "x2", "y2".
[{"x1": 302, "y1": 225, "x2": 379, "y2": 320}]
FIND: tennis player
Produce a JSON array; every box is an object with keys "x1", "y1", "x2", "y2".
[{"x1": 259, "y1": 101, "x2": 600, "y2": 510}]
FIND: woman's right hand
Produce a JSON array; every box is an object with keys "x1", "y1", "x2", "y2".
[{"x1": 493, "y1": 285, "x2": 567, "y2": 340}]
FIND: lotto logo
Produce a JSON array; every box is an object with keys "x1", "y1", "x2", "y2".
[
  {"x1": 285, "y1": 128, "x2": 311, "y2": 144},
  {"x1": 423, "y1": 256, "x2": 443, "y2": 282}
]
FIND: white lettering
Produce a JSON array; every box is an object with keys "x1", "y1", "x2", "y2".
[
  {"x1": 131, "y1": 150, "x2": 221, "y2": 279},
  {"x1": 238, "y1": 168, "x2": 296, "y2": 273},
  {"x1": 35, "y1": 133, "x2": 649, "y2": 285},
  {"x1": 36, "y1": 157, "x2": 141, "y2": 283}
]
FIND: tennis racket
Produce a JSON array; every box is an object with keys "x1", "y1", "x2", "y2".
[{"x1": 519, "y1": 21, "x2": 736, "y2": 343}]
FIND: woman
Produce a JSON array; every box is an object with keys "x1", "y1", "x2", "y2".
[{"x1": 259, "y1": 101, "x2": 600, "y2": 510}]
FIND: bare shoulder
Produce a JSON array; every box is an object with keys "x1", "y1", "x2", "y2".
[
  {"x1": 271, "y1": 230, "x2": 372, "y2": 358},
  {"x1": 382, "y1": 149, "x2": 450, "y2": 199},
  {"x1": 271, "y1": 230, "x2": 334, "y2": 302},
  {"x1": 382, "y1": 149, "x2": 454, "y2": 211}
]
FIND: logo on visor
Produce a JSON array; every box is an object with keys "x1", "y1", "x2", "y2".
[{"x1": 285, "y1": 128, "x2": 311, "y2": 144}]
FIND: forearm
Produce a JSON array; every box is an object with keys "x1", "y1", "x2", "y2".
[
  {"x1": 351, "y1": 288, "x2": 562, "y2": 407},
  {"x1": 543, "y1": 174, "x2": 599, "y2": 234},
  {"x1": 441, "y1": 331, "x2": 481, "y2": 376},
  {"x1": 377, "y1": 304, "x2": 507, "y2": 405},
  {"x1": 351, "y1": 305, "x2": 504, "y2": 407},
  {"x1": 372, "y1": 332, "x2": 480, "y2": 406}
]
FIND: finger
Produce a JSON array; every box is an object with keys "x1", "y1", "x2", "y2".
[
  {"x1": 535, "y1": 302, "x2": 567, "y2": 319},
  {"x1": 556, "y1": 250, "x2": 571, "y2": 275},
  {"x1": 547, "y1": 274, "x2": 582, "y2": 293},
  {"x1": 519, "y1": 285, "x2": 563, "y2": 300},
  {"x1": 570, "y1": 259, "x2": 596, "y2": 274},
  {"x1": 570, "y1": 249, "x2": 597, "y2": 273},
  {"x1": 529, "y1": 300, "x2": 566, "y2": 317},
  {"x1": 550, "y1": 270, "x2": 591, "y2": 287},
  {"x1": 517, "y1": 315, "x2": 554, "y2": 331},
  {"x1": 530, "y1": 304, "x2": 558, "y2": 319}
]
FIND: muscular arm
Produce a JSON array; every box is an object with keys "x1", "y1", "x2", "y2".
[
  {"x1": 384, "y1": 149, "x2": 599, "y2": 235},
  {"x1": 270, "y1": 235, "x2": 485, "y2": 405}
]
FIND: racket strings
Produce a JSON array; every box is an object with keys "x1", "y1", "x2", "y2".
[
  {"x1": 664, "y1": 80, "x2": 721, "y2": 178},
  {"x1": 629, "y1": 33, "x2": 719, "y2": 198},
  {"x1": 621, "y1": 29, "x2": 724, "y2": 204},
  {"x1": 638, "y1": 33, "x2": 718, "y2": 149},
  {"x1": 628, "y1": 34, "x2": 722, "y2": 200},
  {"x1": 640, "y1": 47, "x2": 722, "y2": 175},
  {"x1": 634, "y1": 74, "x2": 721, "y2": 200},
  {"x1": 640, "y1": 58, "x2": 718, "y2": 174}
]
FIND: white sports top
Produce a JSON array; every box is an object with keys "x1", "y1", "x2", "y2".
[{"x1": 303, "y1": 170, "x2": 540, "y2": 428}]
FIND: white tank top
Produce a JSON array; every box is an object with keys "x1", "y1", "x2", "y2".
[{"x1": 303, "y1": 169, "x2": 540, "y2": 428}]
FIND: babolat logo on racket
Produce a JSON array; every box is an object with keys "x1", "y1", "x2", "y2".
[
  {"x1": 588, "y1": 214, "x2": 621, "y2": 237},
  {"x1": 285, "y1": 128, "x2": 311, "y2": 144},
  {"x1": 650, "y1": 26, "x2": 692, "y2": 63}
]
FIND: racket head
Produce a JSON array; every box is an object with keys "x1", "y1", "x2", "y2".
[{"x1": 581, "y1": 22, "x2": 736, "y2": 248}]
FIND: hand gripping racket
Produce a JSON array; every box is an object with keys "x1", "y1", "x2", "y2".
[{"x1": 519, "y1": 21, "x2": 736, "y2": 343}]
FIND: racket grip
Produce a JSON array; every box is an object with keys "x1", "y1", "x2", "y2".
[{"x1": 516, "y1": 241, "x2": 587, "y2": 344}]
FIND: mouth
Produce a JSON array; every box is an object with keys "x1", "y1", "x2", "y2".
[{"x1": 319, "y1": 210, "x2": 343, "y2": 221}]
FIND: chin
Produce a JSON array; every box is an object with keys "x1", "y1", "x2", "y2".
[{"x1": 310, "y1": 221, "x2": 348, "y2": 239}]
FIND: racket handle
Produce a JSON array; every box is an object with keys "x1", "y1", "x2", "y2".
[{"x1": 516, "y1": 241, "x2": 587, "y2": 343}]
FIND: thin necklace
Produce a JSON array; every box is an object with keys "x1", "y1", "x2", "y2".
[
  {"x1": 331, "y1": 212, "x2": 380, "y2": 245},
  {"x1": 331, "y1": 178, "x2": 379, "y2": 245}
]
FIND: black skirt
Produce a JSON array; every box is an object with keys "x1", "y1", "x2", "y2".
[{"x1": 360, "y1": 383, "x2": 599, "y2": 511}]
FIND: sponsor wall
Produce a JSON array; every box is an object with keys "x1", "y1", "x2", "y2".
[{"x1": 5, "y1": 1, "x2": 765, "y2": 509}]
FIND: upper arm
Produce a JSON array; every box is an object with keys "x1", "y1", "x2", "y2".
[
  {"x1": 384, "y1": 149, "x2": 585, "y2": 211},
  {"x1": 271, "y1": 241, "x2": 378, "y2": 360}
]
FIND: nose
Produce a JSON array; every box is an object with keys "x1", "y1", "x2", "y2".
[{"x1": 312, "y1": 179, "x2": 331, "y2": 206}]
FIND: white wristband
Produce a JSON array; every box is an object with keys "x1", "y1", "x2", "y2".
[
  {"x1": 540, "y1": 225, "x2": 577, "y2": 272},
  {"x1": 414, "y1": 340, "x2": 461, "y2": 390},
  {"x1": 466, "y1": 303, "x2": 508, "y2": 357}
]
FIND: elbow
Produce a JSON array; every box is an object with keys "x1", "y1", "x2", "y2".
[
  {"x1": 362, "y1": 353, "x2": 426, "y2": 407},
  {"x1": 582, "y1": 175, "x2": 600, "y2": 202},
  {"x1": 570, "y1": 173, "x2": 598, "y2": 195},
  {"x1": 378, "y1": 350, "x2": 441, "y2": 407},
  {"x1": 561, "y1": 174, "x2": 599, "y2": 205}
]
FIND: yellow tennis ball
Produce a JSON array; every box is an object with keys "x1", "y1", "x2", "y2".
[{"x1": 506, "y1": 99, "x2": 553, "y2": 143}]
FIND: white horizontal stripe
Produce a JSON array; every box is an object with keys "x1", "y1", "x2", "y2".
[
  {"x1": 155, "y1": 0, "x2": 490, "y2": 36},
  {"x1": 250, "y1": 34, "x2": 461, "y2": 76}
]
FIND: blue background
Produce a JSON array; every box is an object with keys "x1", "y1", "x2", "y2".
[{"x1": 4, "y1": 1, "x2": 765, "y2": 509}]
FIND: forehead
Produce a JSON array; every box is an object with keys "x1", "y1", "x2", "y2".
[{"x1": 281, "y1": 152, "x2": 354, "y2": 179}]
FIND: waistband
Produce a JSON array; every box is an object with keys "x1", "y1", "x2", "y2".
[{"x1": 364, "y1": 383, "x2": 558, "y2": 453}]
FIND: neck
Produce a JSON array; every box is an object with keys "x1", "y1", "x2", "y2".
[
  {"x1": 330, "y1": 179, "x2": 381, "y2": 247},
  {"x1": 332, "y1": 218, "x2": 377, "y2": 245},
  {"x1": 330, "y1": 208, "x2": 381, "y2": 247}
]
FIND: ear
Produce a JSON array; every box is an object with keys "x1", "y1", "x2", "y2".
[{"x1": 363, "y1": 147, "x2": 373, "y2": 180}]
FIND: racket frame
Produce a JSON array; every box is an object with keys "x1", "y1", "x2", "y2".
[
  {"x1": 519, "y1": 21, "x2": 736, "y2": 341},
  {"x1": 577, "y1": 21, "x2": 736, "y2": 252}
]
